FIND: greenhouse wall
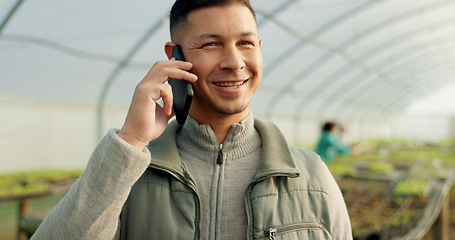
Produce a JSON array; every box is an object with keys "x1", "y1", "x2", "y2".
[
  {"x1": 450, "y1": 116, "x2": 455, "y2": 138},
  {"x1": 0, "y1": 99, "x2": 128, "y2": 174},
  {"x1": 2, "y1": 99, "x2": 453, "y2": 174},
  {"x1": 392, "y1": 114, "x2": 454, "y2": 141}
]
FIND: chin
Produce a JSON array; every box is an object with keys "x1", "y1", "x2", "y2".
[{"x1": 213, "y1": 104, "x2": 249, "y2": 116}]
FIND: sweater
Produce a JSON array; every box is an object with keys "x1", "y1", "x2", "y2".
[
  {"x1": 31, "y1": 115, "x2": 352, "y2": 240},
  {"x1": 176, "y1": 114, "x2": 262, "y2": 239}
]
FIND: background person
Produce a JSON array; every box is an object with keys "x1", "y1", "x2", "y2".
[{"x1": 316, "y1": 121, "x2": 352, "y2": 162}]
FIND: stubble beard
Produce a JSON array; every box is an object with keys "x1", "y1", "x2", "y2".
[{"x1": 208, "y1": 99, "x2": 249, "y2": 116}]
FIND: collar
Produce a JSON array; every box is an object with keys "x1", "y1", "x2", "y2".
[
  {"x1": 147, "y1": 117, "x2": 300, "y2": 181},
  {"x1": 252, "y1": 118, "x2": 300, "y2": 181},
  {"x1": 176, "y1": 114, "x2": 262, "y2": 161}
]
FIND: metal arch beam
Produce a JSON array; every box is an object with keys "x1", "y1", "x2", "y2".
[
  {"x1": 0, "y1": 0, "x2": 24, "y2": 35},
  {"x1": 0, "y1": 1, "x2": 296, "y2": 71},
  {"x1": 319, "y1": 37, "x2": 455, "y2": 121},
  {"x1": 255, "y1": 0, "x2": 455, "y2": 142},
  {"x1": 340, "y1": 65, "x2": 455, "y2": 121},
  {"x1": 263, "y1": 0, "x2": 454, "y2": 121},
  {"x1": 268, "y1": 0, "x2": 455, "y2": 121},
  {"x1": 290, "y1": 0, "x2": 455, "y2": 115},
  {"x1": 255, "y1": 0, "x2": 297, "y2": 29},
  {"x1": 287, "y1": 0, "x2": 455, "y2": 139},
  {"x1": 338, "y1": 59, "x2": 455, "y2": 121},
  {"x1": 0, "y1": 34, "x2": 151, "y2": 68},
  {"x1": 365, "y1": 67, "x2": 455, "y2": 119},
  {"x1": 329, "y1": 38, "x2": 455, "y2": 120},
  {"x1": 382, "y1": 89, "x2": 453, "y2": 120},
  {"x1": 96, "y1": 15, "x2": 167, "y2": 140},
  {"x1": 381, "y1": 72, "x2": 455, "y2": 120},
  {"x1": 313, "y1": 17, "x2": 455, "y2": 119},
  {"x1": 335, "y1": 68, "x2": 455, "y2": 124},
  {"x1": 347, "y1": 73, "x2": 455, "y2": 123},
  {"x1": 344, "y1": 64, "x2": 455, "y2": 121},
  {"x1": 270, "y1": 7, "x2": 449, "y2": 141},
  {"x1": 325, "y1": 70, "x2": 449, "y2": 122},
  {"x1": 255, "y1": 2, "x2": 381, "y2": 119},
  {"x1": 379, "y1": 39, "x2": 455, "y2": 76},
  {"x1": 256, "y1": 1, "x2": 378, "y2": 86},
  {"x1": 302, "y1": 58, "x2": 455, "y2": 141}
]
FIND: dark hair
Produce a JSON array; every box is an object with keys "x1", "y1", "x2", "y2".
[
  {"x1": 322, "y1": 122, "x2": 336, "y2": 132},
  {"x1": 169, "y1": 0, "x2": 256, "y2": 40}
]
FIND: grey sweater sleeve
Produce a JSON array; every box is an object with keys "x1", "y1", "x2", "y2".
[{"x1": 31, "y1": 129, "x2": 151, "y2": 240}]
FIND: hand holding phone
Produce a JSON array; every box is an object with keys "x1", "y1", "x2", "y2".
[
  {"x1": 118, "y1": 45, "x2": 196, "y2": 150},
  {"x1": 168, "y1": 45, "x2": 193, "y2": 125}
]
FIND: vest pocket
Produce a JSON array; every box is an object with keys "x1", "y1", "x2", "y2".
[{"x1": 264, "y1": 223, "x2": 330, "y2": 240}]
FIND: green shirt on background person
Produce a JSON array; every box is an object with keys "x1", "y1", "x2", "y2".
[{"x1": 316, "y1": 122, "x2": 351, "y2": 162}]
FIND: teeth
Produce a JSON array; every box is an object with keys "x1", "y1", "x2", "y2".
[{"x1": 214, "y1": 81, "x2": 246, "y2": 88}]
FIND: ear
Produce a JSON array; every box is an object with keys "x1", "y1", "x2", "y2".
[
  {"x1": 165, "y1": 42, "x2": 176, "y2": 59},
  {"x1": 258, "y1": 37, "x2": 262, "y2": 48}
]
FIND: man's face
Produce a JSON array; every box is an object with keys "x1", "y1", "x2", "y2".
[{"x1": 178, "y1": 4, "x2": 262, "y2": 120}]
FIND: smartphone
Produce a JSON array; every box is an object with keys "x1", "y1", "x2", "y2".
[{"x1": 168, "y1": 45, "x2": 193, "y2": 125}]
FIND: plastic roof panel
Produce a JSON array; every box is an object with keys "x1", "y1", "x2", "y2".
[{"x1": 2, "y1": 0, "x2": 455, "y2": 123}]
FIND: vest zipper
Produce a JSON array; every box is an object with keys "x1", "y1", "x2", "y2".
[
  {"x1": 213, "y1": 143, "x2": 224, "y2": 239},
  {"x1": 216, "y1": 144, "x2": 223, "y2": 164},
  {"x1": 265, "y1": 223, "x2": 323, "y2": 239},
  {"x1": 265, "y1": 228, "x2": 277, "y2": 240}
]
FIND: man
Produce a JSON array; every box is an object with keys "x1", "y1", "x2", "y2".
[{"x1": 32, "y1": 0, "x2": 352, "y2": 239}]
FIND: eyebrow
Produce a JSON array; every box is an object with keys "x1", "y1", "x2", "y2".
[
  {"x1": 197, "y1": 32, "x2": 257, "y2": 40},
  {"x1": 197, "y1": 34, "x2": 221, "y2": 40}
]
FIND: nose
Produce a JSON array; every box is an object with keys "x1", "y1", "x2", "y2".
[{"x1": 219, "y1": 45, "x2": 246, "y2": 72}]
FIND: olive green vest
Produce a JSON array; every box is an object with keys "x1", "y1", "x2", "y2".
[{"x1": 119, "y1": 119, "x2": 333, "y2": 240}]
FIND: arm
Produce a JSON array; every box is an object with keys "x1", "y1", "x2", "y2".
[
  {"x1": 328, "y1": 134, "x2": 351, "y2": 155},
  {"x1": 31, "y1": 129, "x2": 151, "y2": 239},
  {"x1": 32, "y1": 54, "x2": 197, "y2": 239}
]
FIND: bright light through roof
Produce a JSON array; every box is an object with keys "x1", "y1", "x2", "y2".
[{"x1": 406, "y1": 82, "x2": 455, "y2": 116}]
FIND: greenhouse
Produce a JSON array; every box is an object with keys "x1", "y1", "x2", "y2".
[{"x1": 1, "y1": 0, "x2": 455, "y2": 239}]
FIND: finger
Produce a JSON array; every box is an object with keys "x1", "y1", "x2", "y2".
[
  {"x1": 160, "y1": 83, "x2": 173, "y2": 116},
  {"x1": 144, "y1": 60, "x2": 195, "y2": 82},
  {"x1": 169, "y1": 57, "x2": 193, "y2": 70},
  {"x1": 154, "y1": 101, "x2": 173, "y2": 122},
  {"x1": 166, "y1": 70, "x2": 198, "y2": 84},
  {"x1": 165, "y1": 58, "x2": 194, "y2": 71}
]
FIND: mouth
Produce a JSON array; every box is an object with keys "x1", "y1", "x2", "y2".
[{"x1": 213, "y1": 80, "x2": 248, "y2": 88}]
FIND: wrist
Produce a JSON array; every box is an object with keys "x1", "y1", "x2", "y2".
[{"x1": 117, "y1": 130, "x2": 148, "y2": 151}]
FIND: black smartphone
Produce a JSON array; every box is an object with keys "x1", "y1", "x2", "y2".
[{"x1": 168, "y1": 45, "x2": 193, "y2": 125}]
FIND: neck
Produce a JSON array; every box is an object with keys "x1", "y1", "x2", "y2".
[{"x1": 189, "y1": 109, "x2": 250, "y2": 144}]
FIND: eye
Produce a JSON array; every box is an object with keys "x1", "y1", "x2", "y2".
[
  {"x1": 240, "y1": 41, "x2": 253, "y2": 45},
  {"x1": 238, "y1": 40, "x2": 255, "y2": 48},
  {"x1": 201, "y1": 42, "x2": 219, "y2": 48}
]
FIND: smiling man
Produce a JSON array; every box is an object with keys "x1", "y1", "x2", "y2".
[
  {"x1": 32, "y1": 1, "x2": 352, "y2": 240},
  {"x1": 166, "y1": 2, "x2": 263, "y2": 144}
]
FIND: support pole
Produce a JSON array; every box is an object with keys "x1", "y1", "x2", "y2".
[
  {"x1": 433, "y1": 190, "x2": 450, "y2": 240},
  {"x1": 17, "y1": 198, "x2": 30, "y2": 240}
]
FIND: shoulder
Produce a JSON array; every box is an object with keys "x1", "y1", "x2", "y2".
[
  {"x1": 253, "y1": 118, "x2": 328, "y2": 177},
  {"x1": 290, "y1": 147, "x2": 325, "y2": 168},
  {"x1": 253, "y1": 118, "x2": 331, "y2": 184},
  {"x1": 291, "y1": 147, "x2": 332, "y2": 188},
  {"x1": 253, "y1": 118, "x2": 282, "y2": 136}
]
